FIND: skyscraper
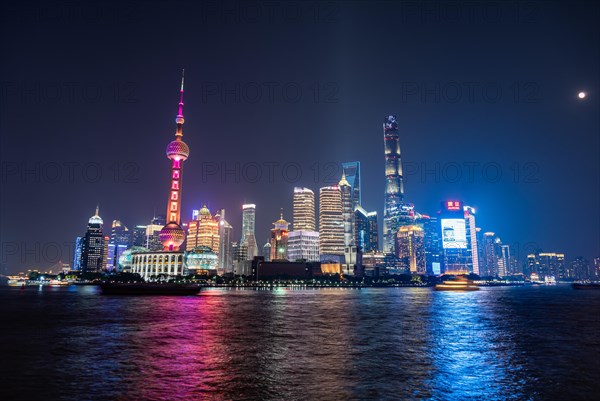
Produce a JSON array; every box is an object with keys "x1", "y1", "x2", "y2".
[
  {"x1": 416, "y1": 214, "x2": 441, "y2": 275},
  {"x1": 241, "y1": 204, "x2": 258, "y2": 260},
  {"x1": 216, "y1": 208, "x2": 233, "y2": 274},
  {"x1": 270, "y1": 212, "x2": 290, "y2": 261},
  {"x1": 481, "y1": 232, "x2": 500, "y2": 277},
  {"x1": 132, "y1": 225, "x2": 148, "y2": 248},
  {"x1": 131, "y1": 72, "x2": 189, "y2": 280},
  {"x1": 319, "y1": 186, "x2": 344, "y2": 256},
  {"x1": 396, "y1": 225, "x2": 426, "y2": 274},
  {"x1": 293, "y1": 187, "x2": 316, "y2": 231},
  {"x1": 354, "y1": 206, "x2": 378, "y2": 253},
  {"x1": 73, "y1": 236, "x2": 83, "y2": 271},
  {"x1": 80, "y1": 206, "x2": 104, "y2": 273},
  {"x1": 439, "y1": 200, "x2": 471, "y2": 273},
  {"x1": 186, "y1": 205, "x2": 220, "y2": 253},
  {"x1": 146, "y1": 216, "x2": 165, "y2": 251},
  {"x1": 262, "y1": 242, "x2": 272, "y2": 262},
  {"x1": 463, "y1": 206, "x2": 479, "y2": 275},
  {"x1": 287, "y1": 231, "x2": 320, "y2": 262},
  {"x1": 383, "y1": 115, "x2": 405, "y2": 253},
  {"x1": 339, "y1": 173, "x2": 354, "y2": 247},
  {"x1": 107, "y1": 220, "x2": 131, "y2": 271},
  {"x1": 341, "y1": 161, "x2": 361, "y2": 209}
]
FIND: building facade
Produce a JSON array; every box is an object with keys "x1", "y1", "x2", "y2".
[
  {"x1": 319, "y1": 186, "x2": 345, "y2": 256},
  {"x1": 383, "y1": 115, "x2": 406, "y2": 254},
  {"x1": 80, "y1": 206, "x2": 104, "y2": 273},
  {"x1": 293, "y1": 187, "x2": 316, "y2": 231}
]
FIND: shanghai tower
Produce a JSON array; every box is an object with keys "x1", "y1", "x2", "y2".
[{"x1": 383, "y1": 115, "x2": 405, "y2": 253}]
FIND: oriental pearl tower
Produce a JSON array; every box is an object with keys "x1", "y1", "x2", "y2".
[{"x1": 159, "y1": 71, "x2": 190, "y2": 251}]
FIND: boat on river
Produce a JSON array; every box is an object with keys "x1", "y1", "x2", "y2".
[{"x1": 434, "y1": 276, "x2": 479, "y2": 291}]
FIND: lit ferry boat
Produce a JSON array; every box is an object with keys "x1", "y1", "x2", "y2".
[{"x1": 434, "y1": 276, "x2": 479, "y2": 291}]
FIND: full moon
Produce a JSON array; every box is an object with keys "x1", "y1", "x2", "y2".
[{"x1": 578, "y1": 91, "x2": 587, "y2": 99}]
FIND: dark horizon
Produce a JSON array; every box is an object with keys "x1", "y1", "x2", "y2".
[{"x1": 1, "y1": 1, "x2": 599, "y2": 274}]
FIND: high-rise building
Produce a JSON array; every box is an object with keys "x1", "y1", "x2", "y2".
[
  {"x1": 499, "y1": 244, "x2": 511, "y2": 277},
  {"x1": 383, "y1": 115, "x2": 406, "y2": 254},
  {"x1": 341, "y1": 161, "x2": 361, "y2": 209},
  {"x1": 132, "y1": 225, "x2": 148, "y2": 248},
  {"x1": 241, "y1": 204, "x2": 258, "y2": 260},
  {"x1": 107, "y1": 220, "x2": 131, "y2": 271},
  {"x1": 186, "y1": 205, "x2": 220, "y2": 253},
  {"x1": 339, "y1": 173, "x2": 354, "y2": 247},
  {"x1": 287, "y1": 231, "x2": 320, "y2": 262},
  {"x1": 131, "y1": 73, "x2": 189, "y2": 280},
  {"x1": 215, "y1": 209, "x2": 233, "y2": 274},
  {"x1": 101, "y1": 235, "x2": 110, "y2": 271},
  {"x1": 415, "y1": 214, "x2": 440, "y2": 275},
  {"x1": 319, "y1": 186, "x2": 345, "y2": 256},
  {"x1": 439, "y1": 200, "x2": 471, "y2": 273},
  {"x1": 270, "y1": 212, "x2": 289, "y2": 261},
  {"x1": 262, "y1": 242, "x2": 272, "y2": 262},
  {"x1": 463, "y1": 206, "x2": 479, "y2": 275},
  {"x1": 293, "y1": 187, "x2": 316, "y2": 231},
  {"x1": 146, "y1": 216, "x2": 165, "y2": 251},
  {"x1": 80, "y1": 206, "x2": 104, "y2": 273},
  {"x1": 481, "y1": 232, "x2": 499, "y2": 277},
  {"x1": 396, "y1": 225, "x2": 426, "y2": 274},
  {"x1": 73, "y1": 236, "x2": 83, "y2": 271},
  {"x1": 354, "y1": 206, "x2": 378, "y2": 253}
]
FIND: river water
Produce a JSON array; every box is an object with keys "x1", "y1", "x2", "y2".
[{"x1": 1, "y1": 285, "x2": 598, "y2": 400}]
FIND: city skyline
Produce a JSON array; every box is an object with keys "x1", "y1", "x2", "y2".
[{"x1": 1, "y1": 2, "x2": 598, "y2": 274}]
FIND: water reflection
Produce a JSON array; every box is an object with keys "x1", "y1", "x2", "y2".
[
  {"x1": 427, "y1": 289, "x2": 525, "y2": 400},
  {"x1": 0, "y1": 286, "x2": 598, "y2": 400}
]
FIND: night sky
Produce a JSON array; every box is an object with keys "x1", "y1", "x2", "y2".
[{"x1": 1, "y1": 1, "x2": 598, "y2": 273}]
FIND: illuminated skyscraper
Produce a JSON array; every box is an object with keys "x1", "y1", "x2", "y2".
[
  {"x1": 481, "y1": 232, "x2": 500, "y2": 277},
  {"x1": 146, "y1": 216, "x2": 165, "y2": 251},
  {"x1": 80, "y1": 206, "x2": 104, "y2": 273},
  {"x1": 186, "y1": 205, "x2": 220, "y2": 253},
  {"x1": 499, "y1": 244, "x2": 511, "y2": 277},
  {"x1": 73, "y1": 236, "x2": 83, "y2": 271},
  {"x1": 319, "y1": 186, "x2": 344, "y2": 256},
  {"x1": 132, "y1": 225, "x2": 147, "y2": 247},
  {"x1": 339, "y1": 173, "x2": 354, "y2": 247},
  {"x1": 287, "y1": 231, "x2": 320, "y2": 262},
  {"x1": 341, "y1": 161, "x2": 361, "y2": 209},
  {"x1": 383, "y1": 115, "x2": 406, "y2": 253},
  {"x1": 416, "y1": 214, "x2": 441, "y2": 275},
  {"x1": 131, "y1": 73, "x2": 189, "y2": 280},
  {"x1": 241, "y1": 204, "x2": 258, "y2": 260},
  {"x1": 463, "y1": 206, "x2": 479, "y2": 275},
  {"x1": 396, "y1": 225, "x2": 425, "y2": 274},
  {"x1": 270, "y1": 212, "x2": 290, "y2": 261},
  {"x1": 216, "y1": 208, "x2": 233, "y2": 274},
  {"x1": 107, "y1": 220, "x2": 131, "y2": 271},
  {"x1": 262, "y1": 242, "x2": 272, "y2": 262},
  {"x1": 293, "y1": 187, "x2": 316, "y2": 231},
  {"x1": 355, "y1": 206, "x2": 379, "y2": 253},
  {"x1": 439, "y1": 200, "x2": 471, "y2": 273},
  {"x1": 101, "y1": 235, "x2": 110, "y2": 271}
]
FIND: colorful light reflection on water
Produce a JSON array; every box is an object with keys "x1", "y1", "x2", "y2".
[{"x1": 0, "y1": 285, "x2": 598, "y2": 400}]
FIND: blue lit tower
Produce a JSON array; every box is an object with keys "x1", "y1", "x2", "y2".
[
  {"x1": 341, "y1": 161, "x2": 361, "y2": 209},
  {"x1": 383, "y1": 115, "x2": 405, "y2": 253},
  {"x1": 159, "y1": 71, "x2": 190, "y2": 251}
]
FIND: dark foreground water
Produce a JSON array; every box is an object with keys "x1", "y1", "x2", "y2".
[{"x1": 0, "y1": 285, "x2": 599, "y2": 401}]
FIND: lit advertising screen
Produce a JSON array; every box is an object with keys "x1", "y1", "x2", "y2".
[{"x1": 441, "y1": 219, "x2": 467, "y2": 249}]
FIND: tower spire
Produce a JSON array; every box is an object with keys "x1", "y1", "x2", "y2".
[
  {"x1": 95, "y1": 204, "x2": 99, "y2": 216},
  {"x1": 176, "y1": 69, "x2": 185, "y2": 138}
]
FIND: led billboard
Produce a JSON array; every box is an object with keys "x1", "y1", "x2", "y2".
[{"x1": 441, "y1": 218, "x2": 467, "y2": 249}]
